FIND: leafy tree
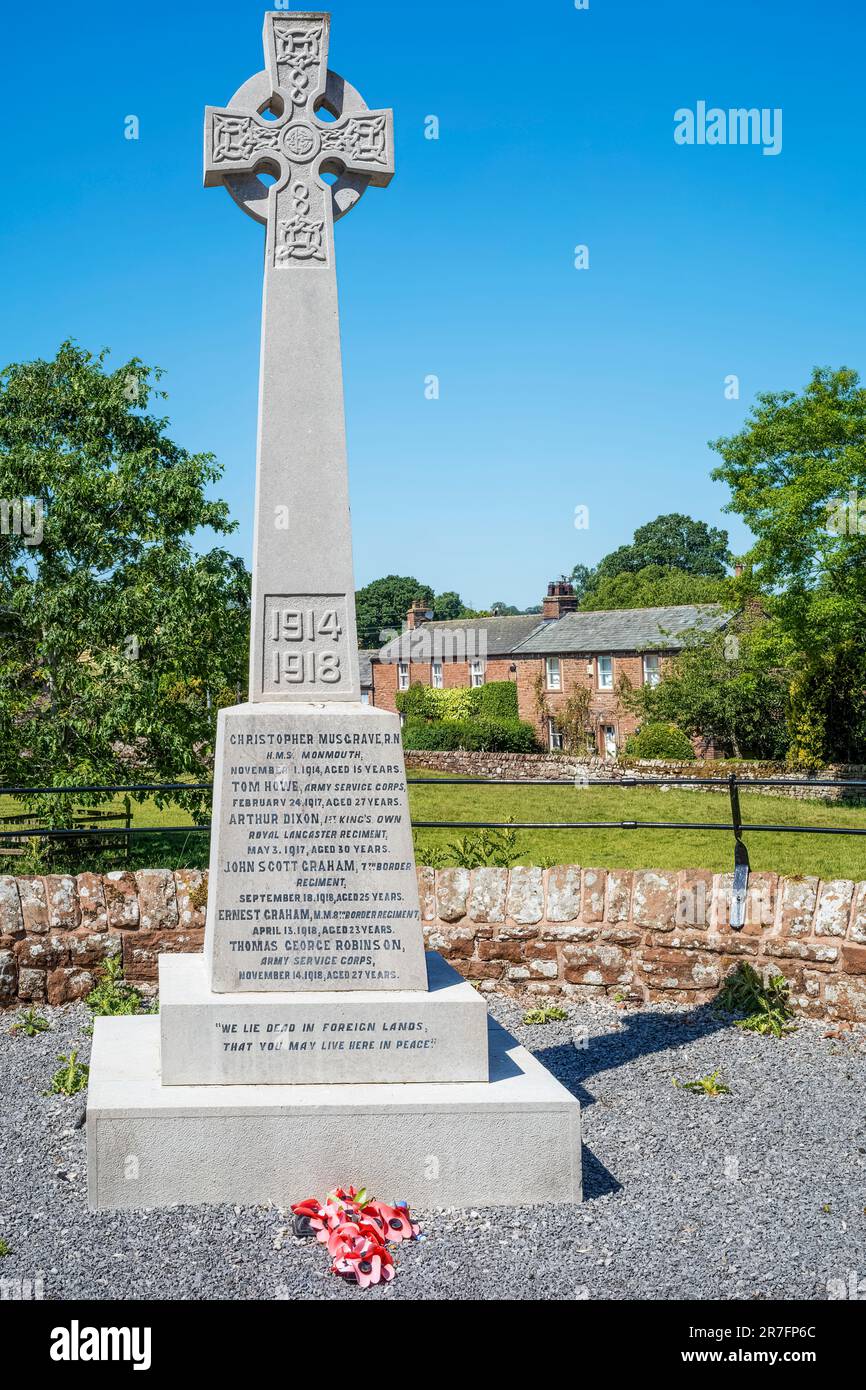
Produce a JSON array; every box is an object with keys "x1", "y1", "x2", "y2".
[
  {"x1": 621, "y1": 616, "x2": 792, "y2": 760},
  {"x1": 0, "y1": 342, "x2": 249, "y2": 819},
  {"x1": 710, "y1": 367, "x2": 866, "y2": 763},
  {"x1": 355, "y1": 575, "x2": 433, "y2": 645},
  {"x1": 579, "y1": 565, "x2": 729, "y2": 611},
  {"x1": 568, "y1": 563, "x2": 596, "y2": 601},
  {"x1": 593, "y1": 513, "x2": 730, "y2": 584},
  {"x1": 433, "y1": 590, "x2": 474, "y2": 621}
]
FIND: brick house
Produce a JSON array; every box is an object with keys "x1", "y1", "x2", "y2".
[{"x1": 371, "y1": 584, "x2": 730, "y2": 756}]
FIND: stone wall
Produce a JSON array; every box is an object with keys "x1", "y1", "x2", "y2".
[
  {"x1": 1, "y1": 866, "x2": 866, "y2": 1021},
  {"x1": 404, "y1": 750, "x2": 866, "y2": 801}
]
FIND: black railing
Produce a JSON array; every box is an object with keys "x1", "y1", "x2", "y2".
[{"x1": 2, "y1": 771, "x2": 865, "y2": 931}]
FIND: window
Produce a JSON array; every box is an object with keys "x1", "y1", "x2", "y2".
[
  {"x1": 397, "y1": 661, "x2": 409, "y2": 692},
  {"x1": 643, "y1": 654, "x2": 660, "y2": 687},
  {"x1": 597, "y1": 656, "x2": 613, "y2": 690},
  {"x1": 602, "y1": 724, "x2": 617, "y2": 758},
  {"x1": 431, "y1": 660, "x2": 443, "y2": 689},
  {"x1": 545, "y1": 656, "x2": 561, "y2": 691},
  {"x1": 469, "y1": 659, "x2": 485, "y2": 687},
  {"x1": 360, "y1": 690, "x2": 370, "y2": 705},
  {"x1": 547, "y1": 718, "x2": 563, "y2": 751}
]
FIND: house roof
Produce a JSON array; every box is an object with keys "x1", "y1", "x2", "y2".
[
  {"x1": 512, "y1": 605, "x2": 731, "y2": 655},
  {"x1": 358, "y1": 649, "x2": 376, "y2": 687},
  {"x1": 376, "y1": 614, "x2": 548, "y2": 662}
]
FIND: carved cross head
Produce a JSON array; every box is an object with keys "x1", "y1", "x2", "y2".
[{"x1": 204, "y1": 11, "x2": 394, "y2": 269}]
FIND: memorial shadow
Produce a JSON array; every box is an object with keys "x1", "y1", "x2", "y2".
[{"x1": 532, "y1": 999, "x2": 734, "y2": 1111}]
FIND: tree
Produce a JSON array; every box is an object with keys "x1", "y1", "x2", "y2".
[
  {"x1": 579, "y1": 565, "x2": 729, "y2": 611},
  {"x1": 568, "y1": 563, "x2": 596, "y2": 601},
  {"x1": 355, "y1": 575, "x2": 434, "y2": 645},
  {"x1": 0, "y1": 342, "x2": 249, "y2": 820},
  {"x1": 621, "y1": 616, "x2": 792, "y2": 760},
  {"x1": 592, "y1": 513, "x2": 730, "y2": 585},
  {"x1": 710, "y1": 367, "x2": 866, "y2": 763}
]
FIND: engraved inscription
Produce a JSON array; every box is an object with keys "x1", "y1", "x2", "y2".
[{"x1": 263, "y1": 594, "x2": 350, "y2": 695}]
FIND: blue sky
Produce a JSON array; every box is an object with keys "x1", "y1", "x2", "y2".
[{"x1": 2, "y1": 0, "x2": 865, "y2": 610}]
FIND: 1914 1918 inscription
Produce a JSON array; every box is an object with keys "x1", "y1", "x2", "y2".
[
  {"x1": 204, "y1": 702, "x2": 429, "y2": 993},
  {"x1": 262, "y1": 593, "x2": 351, "y2": 695}
]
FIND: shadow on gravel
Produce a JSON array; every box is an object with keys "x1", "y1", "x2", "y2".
[
  {"x1": 581, "y1": 1145, "x2": 622, "y2": 1200},
  {"x1": 534, "y1": 1001, "x2": 735, "y2": 1110}
]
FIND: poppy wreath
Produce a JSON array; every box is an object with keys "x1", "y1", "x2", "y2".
[{"x1": 291, "y1": 1185, "x2": 421, "y2": 1287}]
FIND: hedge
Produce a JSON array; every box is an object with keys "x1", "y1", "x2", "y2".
[
  {"x1": 395, "y1": 680, "x2": 519, "y2": 723},
  {"x1": 478, "y1": 681, "x2": 519, "y2": 719},
  {"x1": 624, "y1": 722, "x2": 696, "y2": 760},
  {"x1": 401, "y1": 715, "x2": 539, "y2": 753}
]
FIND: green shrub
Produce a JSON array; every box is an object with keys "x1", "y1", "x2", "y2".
[
  {"x1": 478, "y1": 681, "x2": 519, "y2": 720},
  {"x1": 624, "y1": 722, "x2": 695, "y2": 760},
  {"x1": 395, "y1": 682, "x2": 437, "y2": 718},
  {"x1": 401, "y1": 716, "x2": 538, "y2": 753},
  {"x1": 435, "y1": 687, "x2": 482, "y2": 721}
]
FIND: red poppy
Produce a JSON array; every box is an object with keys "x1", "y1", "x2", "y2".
[
  {"x1": 364, "y1": 1200, "x2": 420, "y2": 1244},
  {"x1": 330, "y1": 1229, "x2": 395, "y2": 1288}
]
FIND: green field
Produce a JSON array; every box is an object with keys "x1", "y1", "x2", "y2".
[{"x1": 1, "y1": 779, "x2": 865, "y2": 879}]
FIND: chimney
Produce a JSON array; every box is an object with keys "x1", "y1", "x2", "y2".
[
  {"x1": 733, "y1": 563, "x2": 744, "y2": 579},
  {"x1": 542, "y1": 579, "x2": 578, "y2": 620},
  {"x1": 406, "y1": 599, "x2": 434, "y2": 630}
]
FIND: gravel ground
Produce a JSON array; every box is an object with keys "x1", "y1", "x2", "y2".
[{"x1": 1, "y1": 995, "x2": 864, "y2": 1301}]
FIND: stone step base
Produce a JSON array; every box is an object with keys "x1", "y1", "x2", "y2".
[
  {"x1": 86, "y1": 1015, "x2": 582, "y2": 1210},
  {"x1": 159, "y1": 951, "x2": 489, "y2": 1086}
]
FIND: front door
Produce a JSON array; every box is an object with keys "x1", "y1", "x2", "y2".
[{"x1": 603, "y1": 724, "x2": 617, "y2": 758}]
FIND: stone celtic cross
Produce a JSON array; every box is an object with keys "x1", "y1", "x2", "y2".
[{"x1": 204, "y1": 11, "x2": 394, "y2": 701}]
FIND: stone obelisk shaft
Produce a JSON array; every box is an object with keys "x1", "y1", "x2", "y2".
[{"x1": 250, "y1": 263, "x2": 360, "y2": 702}]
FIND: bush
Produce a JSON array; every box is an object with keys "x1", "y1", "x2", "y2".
[
  {"x1": 624, "y1": 722, "x2": 696, "y2": 760},
  {"x1": 395, "y1": 684, "x2": 482, "y2": 721},
  {"x1": 401, "y1": 716, "x2": 538, "y2": 753},
  {"x1": 478, "y1": 681, "x2": 519, "y2": 720},
  {"x1": 394, "y1": 682, "x2": 437, "y2": 718}
]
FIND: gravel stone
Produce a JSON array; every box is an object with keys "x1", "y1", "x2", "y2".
[{"x1": 0, "y1": 994, "x2": 864, "y2": 1300}]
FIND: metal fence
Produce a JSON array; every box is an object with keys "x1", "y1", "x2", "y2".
[{"x1": 2, "y1": 772, "x2": 865, "y2": 930}]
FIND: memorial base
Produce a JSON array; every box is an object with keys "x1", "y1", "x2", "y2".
[
  {"x1": 87, "y1": 1013, "x2": 582, "y2": 1210},
  {"x1": 160, "y1": 951, "x2": 489, "y2": 1086}
]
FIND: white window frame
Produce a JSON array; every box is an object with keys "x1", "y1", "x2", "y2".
[
  {"x1": 431, "y1": 660, "x2": 444, "y2": 689},
  {"x1": 469, "y1": 658, "x2": 486, "y2": 688},
  {"x1": 547, "y1": 717, "x2": 563, "y2": 751},
  {"x1": 545, "y1": 656, "x2": 562, "y2": 692},
  {"x1": 360, "y1": 690, "x2": 370, "y2": 705},
  {"x1": 597, "y1": 655, "x2": 613, "y2": 690},
  {"x1": 602, "y1": 723, "x2": 617, "y2": 757},
  {"x1": 642, "y1": 654, "x2": 661, "y2": 687},
  {"x1": 397, "y1": 660, "x2": 409, "y2": 692}
]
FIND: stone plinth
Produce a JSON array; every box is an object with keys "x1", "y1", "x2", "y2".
[
  {"x1": 160, "y1": 951, "x2": 488, "y2": 1086},
  {"x1": 87, "y1": 1013, "x2": 581, "y2": 1210}
]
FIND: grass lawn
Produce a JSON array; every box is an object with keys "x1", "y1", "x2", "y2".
[
  {"x1": 2, "y1": 778, "x2": 865, "y2": 879},
  {"x1": 407, "y1": 778, "x2": 866, "y2": 879}
]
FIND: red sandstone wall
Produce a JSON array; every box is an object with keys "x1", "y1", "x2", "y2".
[{"x1": 1, "y1": 866, "x2": 865, "y2": 1021}]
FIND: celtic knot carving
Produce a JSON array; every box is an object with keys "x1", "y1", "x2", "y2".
[
  {"x1": 320, "y1": 116, "x2": 389, "y2": 165},
  {"x1": 276, "y1": 180, "x2": 326, "y2": 265},
  {"x1": 273, "y1": 19, "x2": 325, "y2": 107},
  {"x1": 212, "y1": 114, "x2": 280, "y2": 164}
]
